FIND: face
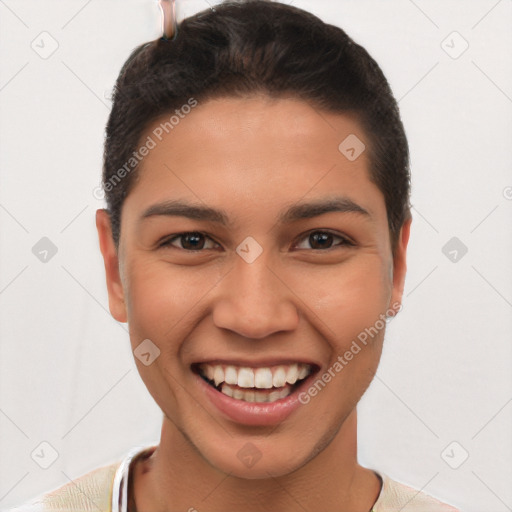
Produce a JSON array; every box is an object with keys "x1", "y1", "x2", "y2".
[{"x1": 97, "y1": 95, "x2": 410, "y2": 479}]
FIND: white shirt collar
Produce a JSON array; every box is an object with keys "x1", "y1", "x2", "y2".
[{"x1": 111, "y1": 445, "x2": 156, "y2": 512}]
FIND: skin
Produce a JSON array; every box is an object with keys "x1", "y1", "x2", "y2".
[{"x1": 96, "y1": 95, "x2": 411, "y2": 512}]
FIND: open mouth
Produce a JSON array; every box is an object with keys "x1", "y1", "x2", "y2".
[{"x1": 192, "y1": 362, "x2": 317, "y2": 404}]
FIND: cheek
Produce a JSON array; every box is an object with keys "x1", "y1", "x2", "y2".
[
  {"x1": 123, "y1": 261, "x2": 203, "y2": 409},
  {"x1": 297, "y1": 255, "x2": 392, "y2": 334},
  {"x1": 123, "y1": 259, "x2": 221, "y2": 344}
]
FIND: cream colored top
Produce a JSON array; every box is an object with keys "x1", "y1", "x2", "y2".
[{"x1": 9, "y1": 445, "x2": 461, "y2": 512}]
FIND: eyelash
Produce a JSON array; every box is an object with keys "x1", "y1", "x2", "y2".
[{"x1": 157, "y1": 230, "x2": 354, "y2": 252}]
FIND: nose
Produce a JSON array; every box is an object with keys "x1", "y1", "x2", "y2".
[{"x1": 212, "y1": 253, "x2": 300, "y2": 339}]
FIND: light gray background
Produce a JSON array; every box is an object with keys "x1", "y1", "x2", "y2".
[{"x1": 1, "y1": 1, "x2": 511, "y2": 510}]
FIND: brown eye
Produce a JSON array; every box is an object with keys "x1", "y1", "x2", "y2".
[
  {"x1": 294, "y1": 230, "x2": 353, "y2": 251},
  {"x1": 309, "y1": 232, "x2": 333, "y2": 249},
  {"x1": 159, "y1": 232, "x2": 218, "y2": 251},
  {"x1": 180, "y1": 232, "x2": 205, "y2": 250}
]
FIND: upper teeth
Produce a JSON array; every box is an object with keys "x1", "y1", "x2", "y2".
[{"x1": 199, "y1": 363, "x2": 312, "y2": 389}]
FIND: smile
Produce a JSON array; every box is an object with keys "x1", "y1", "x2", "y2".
[{"x1": 195, "y1": 362, "x2": 314, "y2": 404}]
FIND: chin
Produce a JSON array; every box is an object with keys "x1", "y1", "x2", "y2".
[{"x1": 202, "y1": 441, "x2": 310, "y2": 480}]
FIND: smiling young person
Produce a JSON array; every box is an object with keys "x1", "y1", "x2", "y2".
[{"x1": 11, "y1": 1, "x2": 460, "y2": 511}]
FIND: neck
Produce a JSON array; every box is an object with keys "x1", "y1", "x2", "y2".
[{"x1": 133, "y1": 408, "x2": 381, "y2": 512}]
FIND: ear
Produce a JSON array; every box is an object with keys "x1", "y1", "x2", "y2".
[
  {"x1": 388, "y1": 216, "x2": 412, "y2": 317},
  {"x1": 96, "y1": 209, "x2": 127, "y2": 323}
]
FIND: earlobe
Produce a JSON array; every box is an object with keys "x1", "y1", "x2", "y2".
[
  {"x1": 388, "y1": 217, "x2": 412, "y2": 317},
  {"x1": 95, "y1": 209, "x2": 128, "y2": 323}
]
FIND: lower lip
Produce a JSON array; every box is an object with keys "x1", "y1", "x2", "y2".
[{"x1": 195, "y1": 372, "x2": 312, "y2": 426}]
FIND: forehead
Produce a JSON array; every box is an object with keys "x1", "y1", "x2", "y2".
[
  {"x1": 142, "y1": 95, "x2": 367, "y2": 167},
  {"x1": 123, "y1": 96, "x2": 386, "y2": 226}
]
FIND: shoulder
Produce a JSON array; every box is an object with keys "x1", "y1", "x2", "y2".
[
  {"x1": 372, "y1": 472, "x2": 461, "y2": 512},
  {"x1": 6, "y1": 461, "x2": 120, "y2": 512}
]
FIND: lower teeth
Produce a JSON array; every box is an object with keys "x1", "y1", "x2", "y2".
[{"x1": 220, "y1": 382, "x2": 292, "y2": 403}]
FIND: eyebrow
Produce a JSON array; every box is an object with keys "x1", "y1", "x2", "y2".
[
  {"x1": 140, "y1": 197, "x2": 371, "y2": 226},
  {"x1": 279, "y1": 197, "x2": 371, "y2": 223}
]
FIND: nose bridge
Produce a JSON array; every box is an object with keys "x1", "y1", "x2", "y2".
[{"x1": 213, "y1": 250, "x2": 299, "y2": 338}]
